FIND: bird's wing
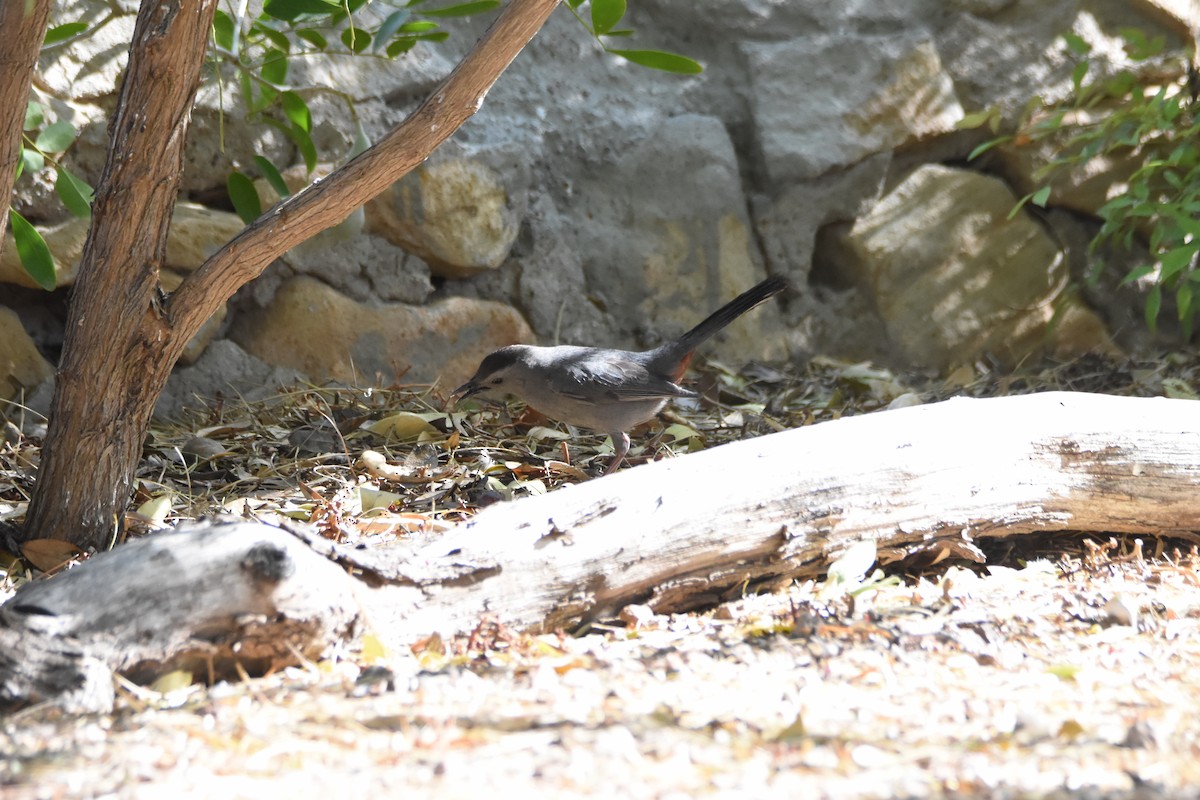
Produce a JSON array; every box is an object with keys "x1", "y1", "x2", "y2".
[{"x1": 551, "y1": 352, "x2": 697, "y2": 404}]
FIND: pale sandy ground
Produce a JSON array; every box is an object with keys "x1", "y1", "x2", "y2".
[{"x1": 4, "y1": 542, "x2": 1200, "y2": 800}]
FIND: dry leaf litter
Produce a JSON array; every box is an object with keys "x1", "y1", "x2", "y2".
[{"x1": 2, "y1": 353, "x2": 1200, "y2": 797}]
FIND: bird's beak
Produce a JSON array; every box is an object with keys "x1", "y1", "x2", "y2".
[{"x1": 450, "y1": 380, "x2": 486, "y2": 403}]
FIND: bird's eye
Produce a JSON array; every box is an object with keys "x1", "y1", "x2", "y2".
[{"x1": 491, "y1": 377, "x2": 504, "y2": 385}]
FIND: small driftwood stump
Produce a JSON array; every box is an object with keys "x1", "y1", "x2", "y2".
[
  {"x1": 3, "y1": 391, "x2": 1199, "y2": 711},
  {"x1": 0, "y1": 521, "x2": 363, "y2": 712}
]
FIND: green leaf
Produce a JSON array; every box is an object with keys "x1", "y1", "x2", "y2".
[
  {"x1": 399, "y1": 20, "x2": 439, "y2": 32},
  {"x1": 20, "y1": 147, "x2": 44, "y2": 175},
  {"x1": 1119, "y1": 263, "x2": 1155, "y2": 286},
  {"x1": 967, "y1": 135, "x2": 1010, "y2": 161},
  {"x1": 1007, "y1": 192, "x2": 1033, "y2": 221},
  {"x1": 607, "y1": 48, "x2": 703, "y2": 75},
  {"x1": 44, "y1": 21, "x2": 88, "y2": 44},
  {"x1": 227, "y1": 170, "x2": 262, "y2": 224},
  {"x1": 9, "y1": 210, "x2": 57, "y2": 291},
  {"x1": 55, "y1": 167, "x2": 94, "y2": 218},
  {"x1": 1160, "y1": 245, "x2": 1197, "y2": 279},
  {"x1": 1178, "y1": 280, "x2": 1194, "y2": 323},
  {"x1": 422, "y1": 0, "x2": 500, "y2": 17},
  {"x1": 374, "y1": 9, "x2": 412, "y2": 49},
  {"x1": 294, "y1": 124, "x2": 318, "y2": 172},
  {"x1": 295, "y1": 29, "x2": 328, "y2": 49},
  {"x1": 1173, "y1": 215, "x2": 1200, "y2": 239},
  {"x1": 1030, "y1": 185, "x2": 1051, "y2": 208},
  {"x1": 1119, "y1": 27, "x2": 1164, "y2": 60},
  {"x1": 24, "y1": 101, "x2": 43, "y2": 131},
  {"x1": 591, "y1": 0, "x2": 625, "y2": 36},
  {"x1": 1145, "y1": 283, "x2": 1162, "y2": 332},
  {"x1": 1061, "y1": 32, "x2": 1090, "y2": 56},
  {"x1": 267, "y1": 118, "x2": 320, "y2": 173},
  {"x1": 256, "y1": 25, "x2": 292, "y2": 53},
  {"x1": 212, "y1": 10, "x2": 235, "y2": 50},
  {"x1": 386, "y1": 38, "x2": 416, "y2": 57},
  {"x1": 1071, "y1": 61, "x2": 1088, "y2": 92},
  {"x1": 341, "y1": 27, "x2": 371, "y2": 52},
  {"x1": 262, "y1": 48, "x2": 288, "y2": 85},
  {"x1": 281, "y1": 91, "x2": 311, "y2": 132},
  {"x1": 253, "y1": 155, "x2": 291, "y2": 199},
  {"x1": 956, "y1": 109, "x2": 994, "y2": 130},
  {"x1": 262, "y1": 0, "x2": 339, "y2": 22},
  {"x1": 35, "y1": 120, "x2": 77, "y2": 153}
]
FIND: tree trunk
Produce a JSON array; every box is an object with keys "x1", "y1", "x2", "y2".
[
  {"x1": 23, "y1": 0, "x2": 563, "y2": 548},
  {"x1": 0, "y1": 0, "x2": 53, "y2": 249},
  {"x1": 23, "y1": 0, "x2": 219, "y2": 548}
]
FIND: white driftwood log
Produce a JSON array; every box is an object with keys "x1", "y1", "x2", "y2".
[
  {"x1": 4, "y1": 391, "x2": 1199, "y2": 710},
  {"x1": 0, "y1": 521, "x2": 364, "y2": 712},
  {"x1": 360, "y1": 391, "x2": 1200, "y2": 639}
]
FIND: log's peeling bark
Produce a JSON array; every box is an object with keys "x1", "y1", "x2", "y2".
[{"x1": 6, "y1": 391, "x2": 1200, "y2": 710}]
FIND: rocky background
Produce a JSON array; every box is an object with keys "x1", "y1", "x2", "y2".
[{"x1": 2, "y1": 0, "x2": 1195, "y2": 418}]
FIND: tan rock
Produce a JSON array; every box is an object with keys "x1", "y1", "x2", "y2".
[
  {"x1": 827, "y1": 164, "x2": 1117, "y2": 369},
  {"x1": 164, "y1": 203, "x2": 247, "y2": 272},
  {"x1": 0, "y1": 216, "x2": 86, "y2": 289},
  {"x1": 364, "y1": 158, "x2": 519, "y2": 278},
  {"x1": 638, "y1": 214, "x2": 787, "y2": 364},
  {"x1": 232, "y1": 276, "x2": 534, "y2": 390},
  {"x1": 0, "y1": 307, "x2": 54, "y2": 402},
  {"x1": 0, "y1": 203, "x2": 245, "y2": 289}
]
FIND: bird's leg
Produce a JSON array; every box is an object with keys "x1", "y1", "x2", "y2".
[{"x1": 604, "y1": 431, "x2": 631, "y2": 475}]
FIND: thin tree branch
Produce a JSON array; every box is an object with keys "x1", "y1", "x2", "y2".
[{"x1": 166, "y1": 0, "x2": 563, "y2": 352}]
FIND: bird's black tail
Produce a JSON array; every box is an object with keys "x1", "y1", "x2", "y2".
[{"x1": 666, "y1": 275, "x2": 788, "y2": 359}]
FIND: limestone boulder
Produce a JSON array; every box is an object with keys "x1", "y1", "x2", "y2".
[
  {"x1": 820, "y1": 164, "x2": 1117, "y2": 369},
  {"x1": 231, "y1": 276, "x2": 534, "y2": 390},
  {"x1": 743, "y1": 34, "x2": 963, "y2": 185},
  {"x1": 571, "y1": 114, "x2": 787, "y2": 364},
  {"x1": 364, "y1": 153, "x2": 525, "y2": 279}
]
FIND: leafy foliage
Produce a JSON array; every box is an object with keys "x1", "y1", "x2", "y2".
[
  {"x1": 11, "y1": 97, "x2": 94, "y2": 290},
  {"x1": 965, "y1": 29, "x2": 1199, "y2": 336},
  {"x1": 12, "y1": 0, "x2": 702, "y2": 285},
  {"x1": 567, "y1": 0, "x2": 702, "y2": 74}
]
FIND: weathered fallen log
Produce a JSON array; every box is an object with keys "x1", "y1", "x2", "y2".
[
  {"x1": 358, "y1": 391, "x2": 1200, "y2": 640},
  {"x1": 4, "y1": 391, "x2": 1199, "y2": 711}
]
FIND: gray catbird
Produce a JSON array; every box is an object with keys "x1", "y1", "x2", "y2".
[{"x1": 452, "y1": 275, "x2": 788, "y2": 473}]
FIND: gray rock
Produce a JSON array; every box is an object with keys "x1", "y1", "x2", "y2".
[
  {"x1": 571, "y1": 114, "x2": 786, "y2": 363},
  {"x1": 743, "y1": 33, "x2": 963, "y2": 185},
  {"x1": 156, "y1": 340, "x2": 302, "y2": 420}
]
